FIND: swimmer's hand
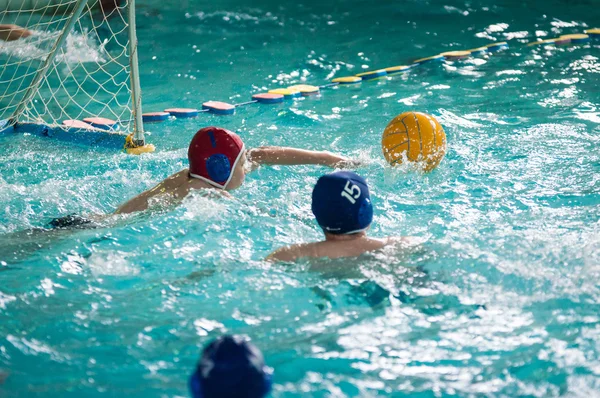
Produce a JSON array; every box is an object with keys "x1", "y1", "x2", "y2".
[
  {"x1": 0, "y1": 24, "x2": 32, "y2": 41},
  {"x1": 247, "y1": 146, "x2": 359, "y2": 169}
]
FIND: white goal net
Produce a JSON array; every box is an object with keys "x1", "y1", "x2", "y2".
[{"x1": 0, "y1": 0, "x2": 145, "y2": 144}]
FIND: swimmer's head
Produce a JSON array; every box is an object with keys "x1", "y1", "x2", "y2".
[
  {"x1": 188, "y1": 127, "x2": 246, "y2": 190},
  {"x1": 189, "y1": 335, "x2": 272, "y2": 398},
  {"x1": 312, "y1": 171, "x2": 373, "y2": 235}
]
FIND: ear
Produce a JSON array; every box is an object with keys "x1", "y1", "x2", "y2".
[{"x1": 206, "y1": 154, "x2": 232, "y2": 182}]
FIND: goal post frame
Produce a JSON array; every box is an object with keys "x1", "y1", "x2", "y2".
[
  {"x1": 5, "y1": 0, "x2": 148, "y2": 148},
  {"x1": 127, "y1": 0, "x2": 145, "y2": 146}
]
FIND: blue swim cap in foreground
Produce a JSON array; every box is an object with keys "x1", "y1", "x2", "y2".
[
  {"x1": 311, "y1": 171, "x2": 373, "y2": 234},
  {"x1": 189, "y1": 335, "x2": 272, "y2": 398}
]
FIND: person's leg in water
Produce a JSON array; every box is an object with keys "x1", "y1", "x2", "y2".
[{"x1": 47, "y1": 214, "x2": 95, "y2": 229}]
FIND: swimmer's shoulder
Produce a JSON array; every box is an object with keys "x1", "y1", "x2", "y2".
[
  {"x1": 266, "y1": 244, "x2": 303, "y2": 262},
  {"x1": 151, "y1": 169, "x2": 217, "y2": 197},
  {"x1": 382, "y1": 236, "x2": 423, "y2": 252},
  {"x1": 266, "y1": 242, "x2": 321, "y2": 262},
  {"x1": 160, "y1": 169, "x2": 192, "y2": 189},
  {"x1": 151, "y1": 169, "x2": 231, "y2": 202},
  {"x1": 114, "y1": 169, "x2": 190, "y2": 214},
  {"x1": 385, "y1": 236, "x2": 414, "y2": 245}
]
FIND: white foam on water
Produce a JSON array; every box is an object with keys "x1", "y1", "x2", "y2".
[
  {"x1": 0, "y1": 29, "x2": 106, "y2": 64},
  {"x1": 180, "y1": 191, "x2": 231, "y2": 221},
  {"x1": 87, "y1": 250, "x2": 139, "y2": 276},
  {"x1": 193, "y1": 318, "x2": 225, "y2": 336},
  {"x1": 0, "y1": 290, "x2": 17, "y2": 310}
]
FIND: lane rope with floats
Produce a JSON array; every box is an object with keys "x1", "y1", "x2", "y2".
[{"x1": 25, "y1": 28, "x2": 599, "y2": 153}]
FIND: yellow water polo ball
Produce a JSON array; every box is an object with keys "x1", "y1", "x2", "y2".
[{"x1": 381, "y1": 112, "x2": 447, "y2": 172}]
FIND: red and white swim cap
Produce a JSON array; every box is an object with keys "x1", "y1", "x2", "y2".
[{"x1": 188, "y1": 127, "x2": 245, "y2": 189}]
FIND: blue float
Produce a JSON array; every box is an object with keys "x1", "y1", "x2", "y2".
[
  {"x1": 164, "y1": 108, "x2": 200, "y2": 118},
  {"x1": 414, "y1": 55, "x2": 445, "y2": 65},
  {"x1": 356, "y1": 69, "x2": 387, "y2": 80},
  {"x1": 202, "y1": 101, "x2": 236, "y2": 115},
  {"x1": 287, "y1": 84, "x2": 320, "y2": 96},
  {"x1": 252, "y1": 93, "x2": 285, "y2": 104},
  {"x1": 384, "y1": 65, "x2": 413, "y2": 75},
  {"x1": 331, "y1": 76, "x2": 362, "y2": 84},
  {"x1": 268, "y1": 88, "x2": 301, "y2": 98},
  {"x1": 0, "y1": 119, "x2": 13, "y2": 134},
  {"x1": 560, "y1": 34, "x2": 590, "y2": 44},
  {"x1": 468, "y1": 46, "x2": 488, "y2": 55},
  {"x1": 486, "y1": 42, "x2": 509, "y2": 52},
  {"x1": 15, "y1": 122, "x2": 125, "y2": 149},
  {"x1": 142, "y1": 112, "x2": 170, "y2": 123},
  {"x1": 585, "y1": 29, "x2": 600, "y2": 39},
  {"x1": 83, "y1": 117, "x2": 118, "y2": 131},
  {"x1": 63, "y1": 120, "x2": 92, "y2": 129},
  {"x1": 440, "y1": 50, "x2": 471, "y2": 60}
]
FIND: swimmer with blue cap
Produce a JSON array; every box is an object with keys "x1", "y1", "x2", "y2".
[
  {"x1": 267, "y1": 171, "x2": 408, "y2": 261},
  {"x1": 190, "y1": 335, "x2": 272, "y2": 398}
]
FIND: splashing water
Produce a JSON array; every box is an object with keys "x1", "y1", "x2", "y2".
[{"x1": 1, "y1": 0, "x2": 600, "y2": 396}]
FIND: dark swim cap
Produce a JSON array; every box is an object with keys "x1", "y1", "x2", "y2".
[
  {"x1": 189, "y1": 335, "x2": 272, "y2": 398},
  {"x1": 311, "y1": 171, "x2": 373, "y2": 234}
]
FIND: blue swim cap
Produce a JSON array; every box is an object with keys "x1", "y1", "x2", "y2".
[
  {"x1": 189, "y1": 335, "x2": 272, "y2": 398},
  {"x1": 311, "y1": 171, "x2": 373, "y2": 235}
]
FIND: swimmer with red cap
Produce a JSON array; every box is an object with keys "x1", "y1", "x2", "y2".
[
  {"x1": 114, "y1": 127, "x2": 357, "y2": 214},
  {"x1": 267, "y1": 171, "x2": 414, "y2": 262}
]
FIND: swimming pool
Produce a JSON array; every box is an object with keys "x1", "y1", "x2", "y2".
[{"x1": 1, "y1": 0, "x2": 600, "y2": 396}]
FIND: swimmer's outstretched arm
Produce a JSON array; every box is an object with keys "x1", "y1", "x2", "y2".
[
  {"x1": 0, "y1": 25, "x2": 32, "y2": 41},
  {"x1": 247, "y1": 147, "x2": 357, "y2": 169}
]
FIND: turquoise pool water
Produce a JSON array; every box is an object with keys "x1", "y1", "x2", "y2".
[{"x1": 1, "y1": 0, "x2": 600, "y2": 396}]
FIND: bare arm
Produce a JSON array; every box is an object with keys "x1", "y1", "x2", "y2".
[
  {"x1": 113, "y1": 189, "x2": 155, "y2": 214},
  {"x1": 247, "y1": 147, "x2": 358, "y2": 169},
  {"x1": 0, "y1": 25, "x2": 32, "y2": 42},
  {"x1": 114, "y1": 171, "x2": 190, "y2": 214}
]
